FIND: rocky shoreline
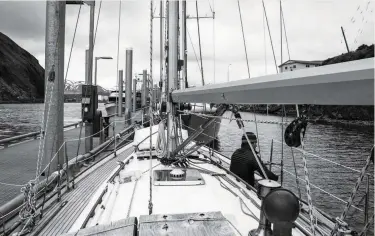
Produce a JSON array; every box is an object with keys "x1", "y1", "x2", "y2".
[{"x1": 239, "y1": 104, "x2": 374, "y2": 127}]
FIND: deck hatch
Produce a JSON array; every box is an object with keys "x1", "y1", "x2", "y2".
[
  {"x1": 153, "y1": 168, "x2": 205, "y2": 186},
  {"x1": 138, "y1": 211, "x2": 237, "y2": 236}
]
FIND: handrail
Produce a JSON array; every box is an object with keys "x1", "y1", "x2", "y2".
[{"x1": 0, "y1": 121, "x2": 83, "y2": 147}]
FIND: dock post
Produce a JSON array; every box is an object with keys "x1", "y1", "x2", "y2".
[
  {"x1": 43, "y1": 0, "x2": 66, "y2": 172},
  {"x1": 84, "y1": 0, "x2": 95, "y2": 153},
  {"x1": 142, "y1": 69, "x2": 148, "y2": 108},
  {"x1": 84, "y1": 50, "x2": 93, "y2": 153},
  {"x1": 153, "y1": 84, "x2": 158, "y2": 109},
  {"x1": 133, "y1": 79, "x2": 137, "y2": 113},
  {"x1": 125, "y1": 48, "x2": 133, "y2": 126},
  {"x1": 118, "y1": 70, "x2": 124, "y2": 117},
  {"x1": 99, "y1": 117, "x2": 104, "y2": 144},
  {"x1": 85, "y1": 50, "x2": 89, "y2": 84}
]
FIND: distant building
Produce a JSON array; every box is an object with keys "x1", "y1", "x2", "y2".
[{"x1": 278, "y1": 60, "x2": 323, "y2": 73}]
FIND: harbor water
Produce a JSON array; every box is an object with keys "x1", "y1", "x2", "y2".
[{"x1": 0, "y1": 103, "x2": 373, "y2": 233}]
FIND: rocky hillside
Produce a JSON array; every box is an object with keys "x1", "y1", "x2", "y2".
[
  {"x1": 322, "y1": 44, "x2": 374, "y2": 65},
  {"x1": 0, "y1": 32, "x2": 44, "y2": 103},
  {"x1": 65, "y1": 80, "x2": 110, "y2": 95}
]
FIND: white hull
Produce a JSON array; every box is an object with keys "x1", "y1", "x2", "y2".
[{"x1": 104, "y1": 102, "x2": 125, "y2": 117}]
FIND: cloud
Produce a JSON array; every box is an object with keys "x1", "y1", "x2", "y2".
[{"x1": 0, "y1": 0, "x2": 373, "y2": 89}]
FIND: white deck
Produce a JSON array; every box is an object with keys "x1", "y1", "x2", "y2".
[
  {"x1": 64, "y1": 125, "x2": 339, "y2": 236},
  {"x1": 69, "y1": 150, "x2": 306, "y2": 235}
]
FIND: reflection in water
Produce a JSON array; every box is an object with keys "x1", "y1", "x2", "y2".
[{"x1": 0, "y1": 105, "x2": 373, "y2": 232}]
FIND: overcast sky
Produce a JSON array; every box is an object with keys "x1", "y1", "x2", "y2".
[{"x1": 0, "y1": 0, "x2": 374, "y2": 90}]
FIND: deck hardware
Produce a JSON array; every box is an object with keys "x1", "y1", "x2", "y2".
[
  {"x1": 262, "y1": 188, "x2": 300, "y2": 236},
  {"x1": 47, "y1": 65, "x2": 55, "y2": 82},
  {"x1": 81, "y1": 186, "x2": 108, "y2": 229},
  {"x1": 249, "y1": 179, "x2": 281, "y2": 236},
  {"x1": 284, "y1": 115, "x2": 307, "y2": 148}
]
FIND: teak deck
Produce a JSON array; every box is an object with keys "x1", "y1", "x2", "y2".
[{"x1": 32, "y1": 147, "x2": 134, "y2": 236}]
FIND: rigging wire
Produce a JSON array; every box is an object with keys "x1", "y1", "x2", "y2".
[
  {"x1": 236, "y1": 0, "x2": 251, "y2": 78},
  {"x1": 64, "y1": 5, "x2": 82, "y2": 86},
  {"x1": 93, "y1": 0, "x2": 103, "y2": 46},
  {"x1": 212, "y1": 0, "x2": 216, "y2": 84},
  {"x1": 195, "y1": 0, "x2": 205, "y2": 86},
  {"x1": 300, "y1": 132, "x2": 316, "y2": 236},
  {"x1": 187, "y1": 28, "x2": 203, "y2": 75},
  {"x1": 251, "y1": 106, "x2": 262, "y2": 158},
  {"x1": 290, "y1": 148, "x2": 302, "y2": 200},
  {"x1": 207, "y1": 0, "x2": 213, "y2": 13},
  {"x1": 148, "y1": 0, "x2": 154, "y2": 215},
  {"x1": 263, "y1": 3, "x2": 267, "y2": 74},
  {"x1": 281, "y1": 3, "x2": 291, "y2": 60},
  {"x1": 262, "y1": 0, "x2": 278, "y2": 74},
  {"x1": 280, "y1": 0, "x2": 282, "y2": 65},
  {"x1": 23, "y1": 3, "x2": 64, "y2": 233},
  {"x1": 280, "y1": 105, "x2": 285, "y2": 186}
]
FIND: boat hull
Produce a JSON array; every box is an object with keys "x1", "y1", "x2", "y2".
[
  {"x1": 181, "y1": 113, "x2": 221, "y2": 145},
  {"x1": 104, "y1": 102, "x2": 125, "y2": 117}
]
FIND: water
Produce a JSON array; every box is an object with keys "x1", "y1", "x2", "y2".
[{"x1": 0, "y1": 104, "x2": 373, "y2": 233}]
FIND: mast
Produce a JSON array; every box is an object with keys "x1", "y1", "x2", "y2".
[
  {"x1": 160, "y1": 0, "x2": 164, "y2": 101},
  {"x1": 125, "y1": 48, "x2": 133, "y2": 125},
  {"x1": 142, "y1": 69, "x2": 148, "y2": 107},
  {"x1": 43, "y1": 0, "x2": 66, "y2": 172},
  {"x1": 167, "y1": 0, "x2": 179, "y2": 156},
  {"x1": 195, "y1": 0, "x2": 205, "y2": 85},
  {"x1": 133, "y1": 79, "x2": 137, "y2": 112},
  {"x1": 181, "y1": 0, "x2": 187, "y2": 89},
  {"x1": 118, "y1": 70, "x2": 123, "y2": 116}
]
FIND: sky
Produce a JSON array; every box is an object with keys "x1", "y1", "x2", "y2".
[{"x1": 0, "y1": 0, "x2": 374, "y2": 90}]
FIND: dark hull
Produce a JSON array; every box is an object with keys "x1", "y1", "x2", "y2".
[{"x1": 181, "y1": 113, "x2": 221, "y2": 145}]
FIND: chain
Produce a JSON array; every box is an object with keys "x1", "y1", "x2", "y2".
[
  {"x1": 300, "y1": 130, "x2": 316, "y2": 236},
  {"x1": 179, "y1": 110, "x2": 289, "y2": 125}
]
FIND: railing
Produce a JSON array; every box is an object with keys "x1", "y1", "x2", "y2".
[
  {"x1": 0, "y1": 121, "x2": 83, "y2": 148},
  {"x1": 0, "y1": 124, "x2": 135, "y2": 228}
]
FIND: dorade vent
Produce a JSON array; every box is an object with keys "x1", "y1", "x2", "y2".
[{"x1": 169, "y1": 169, "x2": 185, "y2": 179}]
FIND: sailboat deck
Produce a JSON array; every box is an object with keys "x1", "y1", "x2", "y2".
[
  {"x1": 67, "y1": 153, "x2": 307, "y2": 236},
  {"x1": 32, "y1": 145, "x2": 135, "y2": 236}
]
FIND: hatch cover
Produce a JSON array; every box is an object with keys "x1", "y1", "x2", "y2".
[
  {"x1": 153, "y1": 168, "x2": 205, "y2": 186},
  {"x1": 138, "y1": 211, "x2": 237, "y2": 236}
]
